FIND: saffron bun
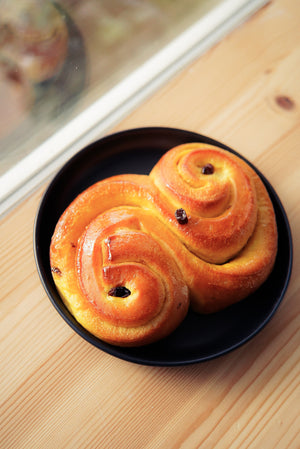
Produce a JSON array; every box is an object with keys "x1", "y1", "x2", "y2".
[
  {"x1": 149, "y1": 143, "x2": 278, "y2": 313},
  {"x1": 50, "y1": 195, "x2": 189, "y2": 347},
  {"x1": 50, "y1": 142, "x2": 277, "y2": 345}
]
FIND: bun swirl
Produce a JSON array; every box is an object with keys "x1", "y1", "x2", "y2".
[
  {"x1": 50, "y1": 187, "x2": 189, "y2": 346},
  {"x1": 150, "y1": 143, "x2": 258, "y2": 264},
  {"x1": 50, "y1": 142, "x2": 277, "y2": 344}
]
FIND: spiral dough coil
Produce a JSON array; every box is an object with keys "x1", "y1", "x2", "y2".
[{"x1": 50, "y1": 143, "x2": 278, "y2": 345}]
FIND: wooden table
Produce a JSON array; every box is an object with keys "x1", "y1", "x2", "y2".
[{"x1": 1, "y1": 0, "x2": 299, "y2": 447}]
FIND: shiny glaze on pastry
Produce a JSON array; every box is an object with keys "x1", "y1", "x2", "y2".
[{"x1": 50, "y1": 143, "x2": 277, "y2": 345}]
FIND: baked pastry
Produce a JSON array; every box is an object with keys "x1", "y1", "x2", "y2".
[
  {"x1": 149, "y1": 143, "x2": 278, "y2": 313},
  {"x1": 50, "y1": 142, "x2": 277, "y2": 345},
  {"x1": 50, "y1": 184, "x2": 190, "y2": 347}
]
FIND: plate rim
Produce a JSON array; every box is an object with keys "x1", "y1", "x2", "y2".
[{"x1": 34, "y1": 126, "x2": 293, "y2": 366}]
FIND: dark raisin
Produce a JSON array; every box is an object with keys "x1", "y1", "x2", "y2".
[
  {"x1": 202, "y1": 163, "x2": 214, "y2": 174},
  {"x1": 175, "y1": 208, "x2": 188, "y2": 224},
  {"x1": 51, "y1": 266, "x2": 62, "y2": 275},
  {"x1": 108, "y1": 286, "x2": 131, "y2": 298}
]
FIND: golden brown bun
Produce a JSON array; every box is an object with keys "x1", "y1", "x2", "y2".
[
  {"x1": 149, "y1": 143, "x2": 277, "y2": 313},
  {"x1": 50, "y1": 143, "x2": 277, "y2": 345},
  {"x1": 50, "y1": 187, "x2": 189, "y2": 347},
  {"x1": 150, "y1": 143, "x2": 258, "y2": 264}
]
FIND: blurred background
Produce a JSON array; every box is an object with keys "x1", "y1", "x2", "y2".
[{"x1": 0, "y1": 0, "x2": 267, "y2": 214}]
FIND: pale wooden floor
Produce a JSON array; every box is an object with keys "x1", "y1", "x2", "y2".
[{"x1": 1, "y1": 1, "x2": 299, "y2": 448}]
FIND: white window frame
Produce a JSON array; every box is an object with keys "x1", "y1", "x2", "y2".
[{"x1": 0, "y1": 0, "x2": 268, "y2": 216}]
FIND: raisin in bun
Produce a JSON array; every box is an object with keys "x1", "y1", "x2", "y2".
[
  {"x1": 50, "y1": 142, "x2": 277, "y2": 345},
  {"x1": 149, "y1": 143, "x2": 277, "y2": 313},
  {"x1": 50, "y1": 180, "x2": 189, "y2": 347}
]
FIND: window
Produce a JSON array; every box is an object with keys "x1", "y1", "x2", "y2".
[{"x1": 0, "y1": 0, "x2": 267, "y2": 215}]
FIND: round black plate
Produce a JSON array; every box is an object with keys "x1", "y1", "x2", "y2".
[{"x1": 34, "y1": 127, "x2": 293, "y2": 366}]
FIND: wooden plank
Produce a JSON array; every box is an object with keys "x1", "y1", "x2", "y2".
[{"x1": 1, "y1": 1, "x2": 299, "y2": 448}]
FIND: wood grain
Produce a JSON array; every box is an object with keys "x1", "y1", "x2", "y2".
[{"x1": 1, "y1": 1, "x2": 299, "y2": 448}]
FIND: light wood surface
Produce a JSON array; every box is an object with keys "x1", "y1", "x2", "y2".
[{"x1": 1, "y1": 0, "x2": 299, "y2": 448}]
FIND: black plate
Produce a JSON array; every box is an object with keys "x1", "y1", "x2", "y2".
[{"x1": 34, "y1": 127, "x2": 293, "y2": 366}]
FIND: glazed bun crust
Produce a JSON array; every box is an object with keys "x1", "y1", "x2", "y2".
[
  {"x1": 50, "y1": 142, "x2": 278, "y2": 344},
  {"x1": 150, "y1": 143, "x2": 258, "y2": 264},
  {"x1": 149, "y1": 143, "x2": 278, "y2": 313},
  {"x1": 50, "y1": 178, "x2": 189, "y2": 347}
]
